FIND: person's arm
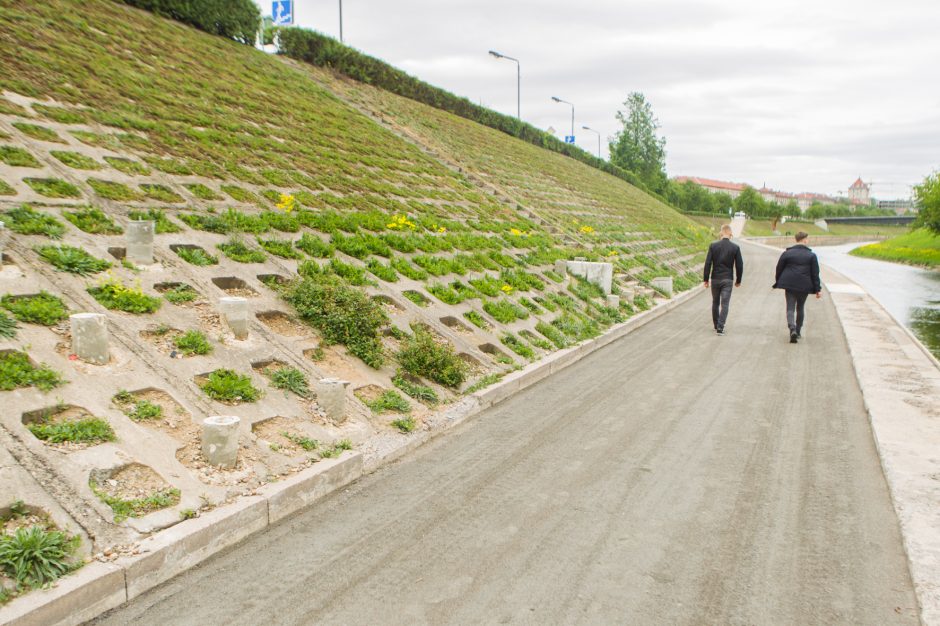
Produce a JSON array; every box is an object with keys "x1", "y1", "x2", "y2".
[
  {"x1": 811, "y1": 253, "x2": 822, "y2": 297},
  {"x1": 734, "y1": 247, "x2": 743, "y2": 286},
  {"x1": 774, "y1": 251, "x2": 786, "y2": 284},
  {"x1": 703, "y1": 245, "x2": 713, "y2": 286}
]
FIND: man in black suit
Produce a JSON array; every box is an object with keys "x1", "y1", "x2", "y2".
[
  {"x1": 773, "y1": 231, "x2": 822, "y2": 343},
  {"x1": 703, "y1": 224, "x2": 744, "y2": 335}
]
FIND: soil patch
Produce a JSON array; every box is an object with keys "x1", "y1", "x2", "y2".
[
  {"x1": 252, "y1": 416, "x2": 319, "y2": 458},
  {"x1": 90, "y1": 463, "x2": 169, "y2": 503},
  {"x1": 256, "y1": 310, "x2": 309, "y2": 337}
]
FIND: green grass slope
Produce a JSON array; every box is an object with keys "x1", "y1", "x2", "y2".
[{"x1": 851, "y1": 229, "x2": 940, "y2": 268}]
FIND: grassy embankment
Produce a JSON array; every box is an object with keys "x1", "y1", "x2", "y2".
[{"x1": 850, "y1": 229, "x2": 940, "y2": 268}]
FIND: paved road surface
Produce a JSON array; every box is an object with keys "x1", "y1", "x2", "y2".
[{"x1": 95, "y1": 244, "x2": 918, "y2": 625}]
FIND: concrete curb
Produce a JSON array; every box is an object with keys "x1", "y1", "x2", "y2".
[
  {"x1": 0, "y1": 451, "x2": 362, "y2": 625},
  {"x1": 1, "y1": 289, "x2": 705, "y2": 625}
]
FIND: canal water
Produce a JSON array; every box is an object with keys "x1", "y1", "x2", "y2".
[{"x1": 814, "y1": 243, "x2": 940, "y2": 360}]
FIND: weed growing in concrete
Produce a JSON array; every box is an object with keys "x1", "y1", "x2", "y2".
[
  {"x1": 396, "y1": 328, "x2": 468, "y2": 388},
  {"x1": 570, "y1": 277, "x2": 605, "y2": 301},
  {"x1": 63, "y1": 206, "x2": 123, "y2": 234},
  {"x1": 0, "y1": 311, "x2": 17, "y2": 339},
  {"x1": 365, "y1": 258, "x2": 398, "y2": 282},
  {"x1": 520, "y1": 329, "x2": 553, "y2": 351},
  {"x1": 281, "y1": 432, "x2": 318, "y2": 451},
  {"x1": 500, "y1": 268, "x2": 543, "y2": 291},
  {"x1": 282, "y1": 274, "x2": 387, "y2": 368},
  {"x1": 174, "y1": 330, "x2": 212, "y2": 356},
  {"x1": 269, "y1": 367, "x2": 309, "y2": 397},
  {"x1": 179, "y1": 508, "x2": 197, "y2": 520},
  {"x1": 0, "y1": 145, "x2": 41, "y2": 167},
  {"x1": 50, "y1": 151, "x2": 101, "y2": 170},
  {"x1": 391, "y1": 416, "x2": 416, "y2": 433},
  {"x1": 175, "y1": 246, "x2": 218, "y2": 266},
  {"x1": 633, "y1": 294, "x2": 651, "y2": 311},
  {"x1": 33, "y1": 104, "x2": 86, "y2": 123},
  {"x1": 143, "y1": 156, "x2": 191, "y2": 175},
  {"x1": 0, "y1": 526, "x2": 81, "y2": 588},
  {"x1": 3, "y1": 205, "x2": 65, "y2": 238},
  {"x1": 551, "y1": 312, "x2": 599, "y2": 341},
  {"x1": 140, "y1": 184, "x2": 184, "y2": 203},
  {"x1": 103, "y1": 156, "x2": 150, "y2": 176},
  {"x1": 366, "y1": 389, "x2": 410, "y2": 413},
  {"x1": 36, "y1": 245, "x2": 111, "y2": 275},
  {"x1": 464, "y1": 373, "x2": 503, "y2": 394},
  {"x1": 88, "y1": 275, "x2": 161, "y2": 314},
  {"x1": 295, "y1": 233, "x2": 334, "y2": 257},
  {"x1": 23, "y1": 178, "x2": 81, "y2": 198},
  {"x1": 163, "y1": 284, "x2": 199, "y2": 304},
  {"x1": 11, "y1": 122, "x2": 64, "y2": 143},
  {"x1": 535, "y1": 321, "x2": 568, "y2": 349},
  {"x1": 1, "y1": 291, "x2": 68, "y2": 325},
  {"x1": 402, "y1": 290, "x2": 428, "y2": 306},
  {"x1": 199, "y1": 369, "x2": 260, "y2": 402},
  {"x1": 0, "y1": 180, "x2": 14, "y2": 196},
  {"x1": 71, "y1": 131, "x2": 118, "y2": 148},
  {"x1": 183, "y1": 183, "x2": 221, "y2": 200},
  {"x1": 217, "y1": 239, "x2": 266, "y2": 263},
  {"x1": 318, "y1": 439, "x2": 352, "y2": 458},
  {"x1": 128, "y1": 208, "x2": 181, "y2": 233},
  {"x1": 28, "y1": 416, "x2": 115, "y2": 444},
  {"x1": 87, "y1": 179, "x2": 143, "y2": 201},
  {"x1": 390, "y1": 257, "x2": 428, "y2": 280},
  {"x1": 457, "y1": 313, "x2": 486, "y2": 332},
  {"x1": 90, "y1": 484, "x2": 180, "y2": 523},
  {"x1": 500, "y1": 333, "x2": 534, "y2": 359},
  {"x1": 468, "y1": 275, "x2": 501, "y2": 297},
  {"x1": 257, "y1": 237, "x2": 303, "y2": 259},
  {"x1": 482, "y1": 299, "x2": 528, "y2": 324},
  {"x1": 0, "y1": 351, "x2": 64, "y2": 391},
  {"x1": 392, "y1": 373, "x2": 438, "y2": 405}
]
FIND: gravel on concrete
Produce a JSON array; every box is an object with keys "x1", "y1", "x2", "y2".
[{"x1": 93, "y1": 245, "x2": 919, "y2": 626}]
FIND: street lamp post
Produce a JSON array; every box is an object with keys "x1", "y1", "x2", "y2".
[
  {"x1": 582, "y1": 125, "x2": 601, "y2": 159},
  {"x1": 552, "y1": 96, "x2": 574, "y2": 141},
  {"x1": 488, "y1": 50, "x2": 520, "y2": 120},
  {"x1": 339, "y1": 0, "x2": 343, "y2": 43}
]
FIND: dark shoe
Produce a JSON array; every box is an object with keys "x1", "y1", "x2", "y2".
[
  {"x1": 796, "y1": 330, "x2": 802, "y2": 339},
  {"x1": 716, "y1": 327, "x2": 724, "y2": 335},
  {"x1": 790, "y1": 331, "x2": 798, "y2": 344}
]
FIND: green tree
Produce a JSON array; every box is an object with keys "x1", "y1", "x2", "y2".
[
  {"x1": 713, "y1": 192, "x2": 734, "y2": 215},
  {"x1": 733, "y1": 186, "x2": 764, "y2": 217},
  {"x1": 914, "y1": 171, "x2": 940, "y2": 235},
  {"x1": 609, "y1": 93, "x2": 667, "y2": 193}
]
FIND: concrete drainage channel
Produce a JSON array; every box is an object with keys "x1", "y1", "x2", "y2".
[{"x1": 0, "y1": 284, "x2": 703, "y2": 626}]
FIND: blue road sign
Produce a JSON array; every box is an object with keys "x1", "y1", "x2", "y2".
[
  {"x1": 272, "y1": 0, "x2": 293, "y2": 25},
  {"x1": 565, "y1": 135, "x2": 576, "y2": 144}
]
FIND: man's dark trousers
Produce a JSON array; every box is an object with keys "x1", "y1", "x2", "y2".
[
  {"x1": 711, "y1": 278, "x2": 733, "y2": 330},
  {"x1": 785, "y1": 290, "x2": 809, "y2": 333}
]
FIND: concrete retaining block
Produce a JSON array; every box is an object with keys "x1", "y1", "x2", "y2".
[
  {"x1": 566, "y1": 261, "x2": 613, "y2": 294},
  {"x1": 120, "y1": 495, "x2": 268, "y2": 600},
  {"x1": 473, "y1": 375, "x2": 522, "y2": 410},
  {"x1": 0, "y1": 562, "x2": 125, "y2": 626},
  {"x1": 261, "y1": 452, "x2": 363, "y2": 524}
]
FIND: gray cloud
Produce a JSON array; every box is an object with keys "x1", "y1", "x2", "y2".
[{"x1": 270, "y1": 0, "x2": 940, "y2": 199}]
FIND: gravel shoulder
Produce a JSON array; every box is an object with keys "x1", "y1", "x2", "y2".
[{"x1": 94, "y1": 245, "x2": 919, "y2": 626}]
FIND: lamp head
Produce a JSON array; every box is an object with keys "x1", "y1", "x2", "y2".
[
  {"x1": 581, "y1": 125, "x2": 590, "y2": 130},
  {"x1": 551, "y1": 96, "x2": 561, "y2": 102},
  {"x1": 489, "y1": 50, "x2": 503, "y2": 58}
]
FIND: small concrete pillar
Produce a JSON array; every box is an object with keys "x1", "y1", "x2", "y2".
[
  {"x1": 201, "y1": 415, "x2": 240, "y2": 469},
  {"x1": 70, "y1": 313, "x2": 108, "y2": 364},
  {"x1": 315, "y1": 377, "x2": 350, "y2": 423},
  {"x1": 605, "y1": 294, "x2": 620, "y2": 309},
  {"x1": 219, "y1": 297, "x2": 249, "y2": 340},
  {"x1": 126, "y1": 220, "x2": 155, "y2": 265},
  {"x1": 553, "y1": 259, "x2": 567, "y2": 276},
  {"x1": 651, "y1": 277, "x2": 674, "y2": 298}
]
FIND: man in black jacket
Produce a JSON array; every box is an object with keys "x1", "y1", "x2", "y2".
[
  {"x1": 773, "y1": 231, "x2": 822, "y2": 343},
  {"x1": 703, "y1": 224, "x2": 743, "y2": 335}
]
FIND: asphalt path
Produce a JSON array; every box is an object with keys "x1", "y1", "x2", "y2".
[{"x1": 94, "y1": 244, "x2": 919, "y2": 625}]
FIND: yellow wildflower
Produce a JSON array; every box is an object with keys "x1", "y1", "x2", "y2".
[
  {"x1": 501, "y1": 284, "x2": 513, "y2": 293},
  {"x1": 275, "y1": 193, "x2": 297, "y2": 213},
  {"x1": 579, "y1": 225, "x2": 595, "y2": 234}
]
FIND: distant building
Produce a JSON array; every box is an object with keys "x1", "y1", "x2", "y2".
[
  {"x1": 877, "y1": 198, "x2": 915, "y2": 215},
  {"x1": 848, "y1": 177, "x2": 871, "y2": 205},
  {"x1": 795, "y1": 192, "x2": 840, "y2": 212},
  {"x1": 672, "y1": 176, "x2": 746, "y2": 199}
]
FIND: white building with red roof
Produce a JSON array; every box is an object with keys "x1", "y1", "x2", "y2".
[{"x1": 848, "y1": 177, "x2": 871, "y2": 205}]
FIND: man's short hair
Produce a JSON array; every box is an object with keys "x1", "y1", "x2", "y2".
[
  {"x1": 795, "y1": 231, "x2": 808, "y2": 241},
  {"x1": 720, "y1": 224, "x2": 733, "y2": 236}
]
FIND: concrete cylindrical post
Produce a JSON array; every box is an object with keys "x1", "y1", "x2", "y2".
[
  {"x1": 651, "y1": 276, "x2": 674, "y2": 298},
  {"x1": 605, "y1": 294, "x2": 620, "y2": 309},
  {"x1": 201, "y1": 415, "x2": 240, "y2": 468},
  {"x1": 70, "y1": 313, "x2": 109, "y2": 364},
  {"x1": 219, "y1": 297, "x2": 249, "y2": 340},
  {"x1": 126, "y1": 220, "x2": 155, "y2": 265},
  {"x1": 553, "y1": 259, "x2": 568, "y2": 276},
  {"x1": 315, "y1": 378, "x2": 350, "y2": 423}
]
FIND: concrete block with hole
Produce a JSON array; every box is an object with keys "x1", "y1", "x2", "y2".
[{"x1": 565, "y1": 261, "x2": 613, "y2": 294}]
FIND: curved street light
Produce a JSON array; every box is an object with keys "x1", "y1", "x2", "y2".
[
  {"x1": 489, "y1": 50, "x2": 520, "y2": 120},
  {"x1": 582, "y1": 125, "x2": 601, "y2": 159},
  {"x1": 552, "y1": 96, "x2": 574, "y2": 142}
]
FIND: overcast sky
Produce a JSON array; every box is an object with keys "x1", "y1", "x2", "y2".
[{"x1": 259, "y1": 0, "x2": 940, "y2": 199}]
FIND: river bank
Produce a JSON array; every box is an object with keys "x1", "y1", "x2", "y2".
[{"x1": 850, "y1": 228, "x2": 940, "y2": 268}]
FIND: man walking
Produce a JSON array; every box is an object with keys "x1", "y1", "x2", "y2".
[
  {"x1": 703, "y1": 224, "x2": 743, "y2": 335},
  {"x1": 773, "y1": 231, "x2": 822, "y2": 343}
]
